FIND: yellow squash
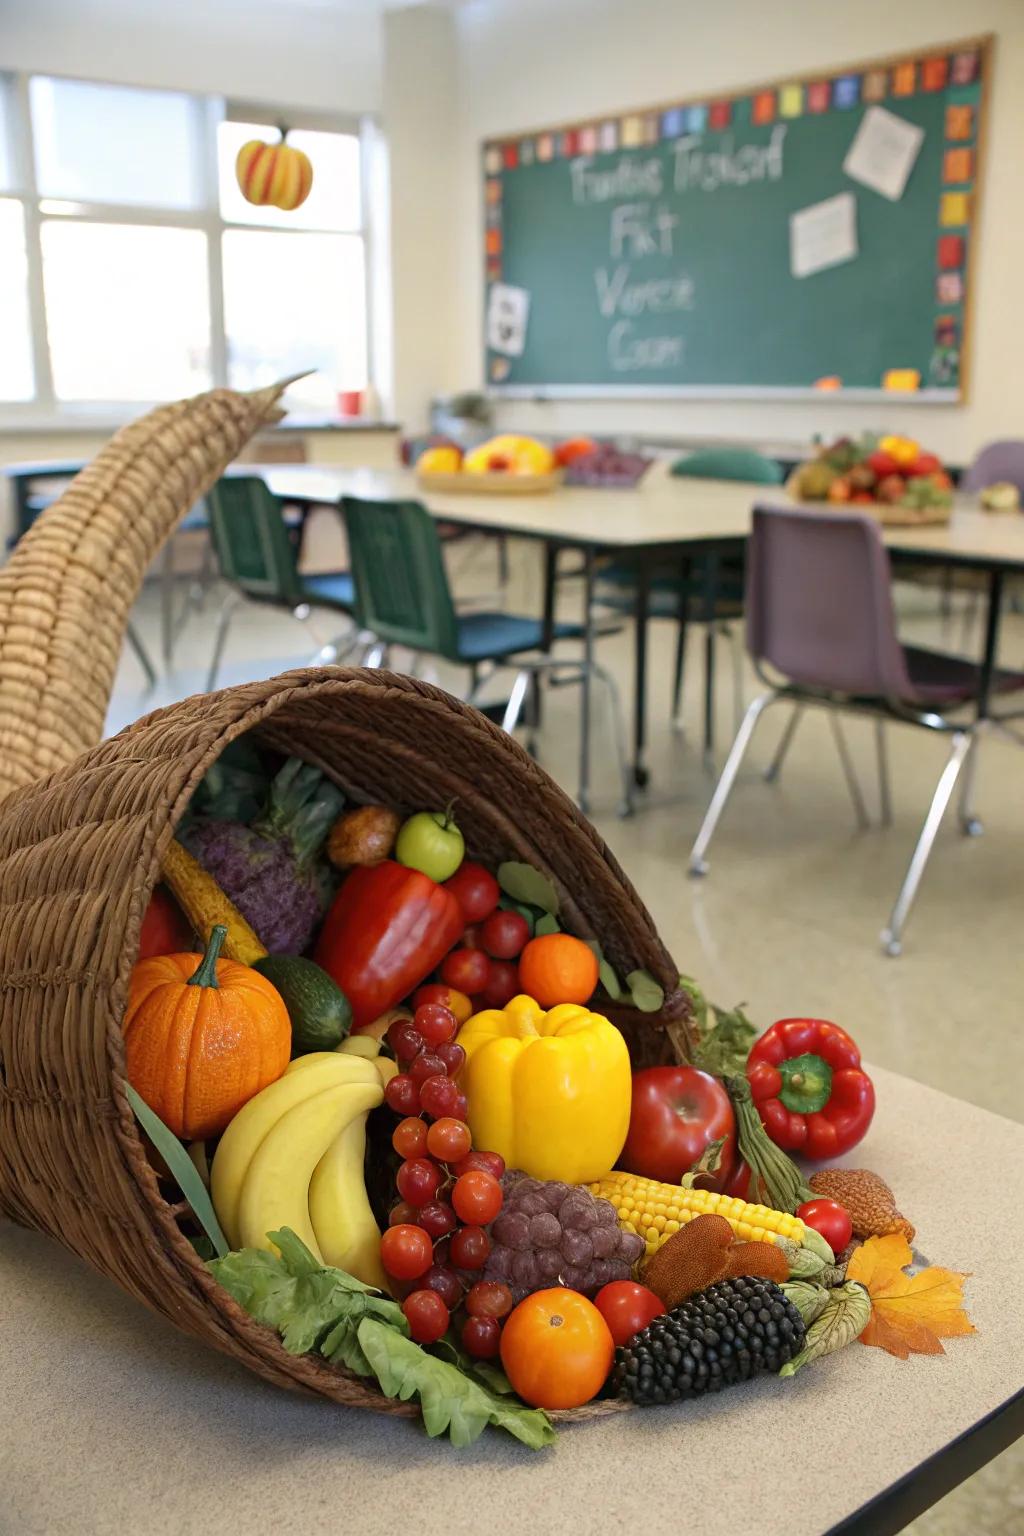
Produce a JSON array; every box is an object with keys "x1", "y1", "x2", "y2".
[{"x1": 456, "y1": 994, "x2": 631, "y2": 1183}]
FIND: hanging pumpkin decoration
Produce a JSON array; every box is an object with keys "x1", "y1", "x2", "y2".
[
  {"x1": 123, "y1": 924, "x2": 291, "y2": 1140},
  {"x1": 236, "y1": 130, "x2": 313, "y2": 212}
]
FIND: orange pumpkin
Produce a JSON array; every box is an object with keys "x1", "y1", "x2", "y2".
[
  {"x1": 123, "y1": 924, "x2": 290, "y2": 1140},
  {"x1": 235, "y1": 138, "x2": 313, "y2": 212}
]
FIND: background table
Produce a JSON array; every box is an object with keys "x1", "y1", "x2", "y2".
[
  {"x1": 249, "y1": 464, "x2": 1024, "y2": 802},
  {"x1": 2, "y1": 1066, "x2": 1021, "y2": 1536}
]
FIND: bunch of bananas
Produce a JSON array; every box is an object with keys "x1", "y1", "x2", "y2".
[{"x1": 211, "y1": 1038, "x2": 395, "y2": 1290}]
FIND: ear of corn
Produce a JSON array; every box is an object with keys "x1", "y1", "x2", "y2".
[
  {"x1": 161, "y1": 838, "x2": 267, "y2": 966},
  {"x1": 0, "y1": 378, "x2": 299, "y2": 806},
  {"x1": 588, "y1": 1170, "x2": 807, "y2": 1257}
]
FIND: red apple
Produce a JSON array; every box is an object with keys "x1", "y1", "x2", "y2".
[{"x1": 618, "y1": 1066, "x2": 736, "y2": 1189}]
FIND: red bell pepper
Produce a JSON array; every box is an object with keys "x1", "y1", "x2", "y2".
[
  {"x1": 314, "y1": 860, "x2": 464, "y2": 1031},
  {"x1": 746, "y1": 1018, "x2": 874, "y2": 1161},
  {"x1": 138, "y1": 885, "x2": 193, "y2": 959}
]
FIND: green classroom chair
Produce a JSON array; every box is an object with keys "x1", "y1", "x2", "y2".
[
  {"x1": 342, "y1": 494, "x2": 633, "y2": 812},
  {"x1": 204, "y1": 475, "x2": 359, "y2": 690}
]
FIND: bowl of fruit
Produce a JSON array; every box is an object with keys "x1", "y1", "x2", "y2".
[
  {"x1": 417, "y1": 435, "x2": 564, "y2": 493},
  {"x1": 788, "y1": 434, "x2": 954, "y2": 526}
]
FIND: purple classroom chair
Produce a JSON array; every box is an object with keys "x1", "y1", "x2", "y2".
[
  {"x1": 960, "y1": 439, "x2": 1024, "y2": 496},
  {"x1": 688, "y1": 507, "x2": 1024, "y2": 955}
]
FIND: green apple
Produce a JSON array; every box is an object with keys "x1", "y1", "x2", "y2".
[{"x1": 395, "y1": 808, "x2": 465, "y2": 883}]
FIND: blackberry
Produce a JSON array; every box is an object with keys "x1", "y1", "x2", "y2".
[{"x1": 611, "y1": 1276, "x2": 806, "y2": 1405}]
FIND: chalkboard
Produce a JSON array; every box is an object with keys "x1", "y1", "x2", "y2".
[{"x1": 482, "y1": 38, "x2": 989, "y2": 400}]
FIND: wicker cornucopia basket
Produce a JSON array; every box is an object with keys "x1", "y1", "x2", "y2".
[{"x1": 0, "y1": 389, "x2": 694, "y2": 1418}]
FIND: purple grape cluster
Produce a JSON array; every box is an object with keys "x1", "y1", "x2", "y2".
[
  {"x1": 565, "y1": 448, "x2": 653, "y2": 488},
  {"x1": 482, "y1": 1171, "x2": 645, "y2": 1302}
]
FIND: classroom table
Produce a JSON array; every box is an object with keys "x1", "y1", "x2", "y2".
[
  {"x1": 1, "y1": 1064, "x2": 1021, "y2": 1536},
  {"x1": 246, "y1": 464, "x2": 1024, "y2": 809}
]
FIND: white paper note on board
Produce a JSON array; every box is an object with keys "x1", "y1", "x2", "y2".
[
  {"x1": 487, "y1": 283, "x2": 530, "y2": 356},
  {"x1": 843, "y1": 106, "x2": 924, "y2": 201},
  {"x1": 790, "y1": 192, "x2": 858, "y2": 279}
]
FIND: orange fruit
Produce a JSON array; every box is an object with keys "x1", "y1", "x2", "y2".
[
  {"x1": 500, "y1": 1288, "x2": 614, "y2": 1409},
  {"x1": 517, "y1": 933, "x2": 598, "y2": 1007}
]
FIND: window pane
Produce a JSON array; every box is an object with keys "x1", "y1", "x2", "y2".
[
  {"x1": 223, "y1": 230, "x2": 366, "y2": 403},
  {"x1": 218, "y1": 122, "x2": 361, "y2": 230},
  {"x1": 31, "y1": 77, "x2": 201, "y2": 208},
  {"x1": 0, "y1": 199, "x2": 34, "y2": 400},
  {"x1": 42, "y1": 222, "x2": 210, "y2": 400}
]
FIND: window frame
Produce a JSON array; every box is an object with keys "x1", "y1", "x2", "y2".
[{"x1": 0, "y1": 71, "x2": 374, "y2": 427}]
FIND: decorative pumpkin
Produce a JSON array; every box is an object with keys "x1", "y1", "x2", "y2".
[
  {"x1": 123, "y1": 924, "x2": 290, "y2": 1140},
  {"x1": 235, "y1": 136, "x2": 313, "y2": 212}
]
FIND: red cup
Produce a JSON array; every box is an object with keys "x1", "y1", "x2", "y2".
[{"x1": 338, "y1": 389, "x2": 363, "y2": 417}]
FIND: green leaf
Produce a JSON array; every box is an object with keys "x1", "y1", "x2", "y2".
[
  {"x1": 533, "y1": 912, "x2": 560, "y2": 937},
  {"x1": 692, "y1": 1004, "x2": 757, "y2": 1078},
  {"x1": 679, "y1": 1136, "x2": 727, "y2": 1188},
  {"x1": 781, "y1": 1281, "x2": 832, "y2": 1328},
  {"x1": 358, "y1": 1319, "x2": 554, "y2": 1449},
  {"x1": 625, "y1": 969, "x2": 665, "y2": 1013},
  {"x1": 598, "y1": 960, "x2": 623, "y2": 1000},
  {"x1": 431, "y1": 1334, "x2": 516, "y2": 1395},
  {"x1": 679, "y1": 974, "x2": 710, "y2": 1033},
  {"x1": 779, "y1": 1282, "x2": 872, "y2": 1378},
  {"x1": 497, "y1": 861, "x2": 559, "y2": 916},
  {"x1": 125, "y1": 1083, "x2": 228, "y2": 1257}
]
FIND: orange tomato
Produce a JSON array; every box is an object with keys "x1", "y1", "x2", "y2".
[
  {"x1": 500, "y1": 1288, "x2": 614, "y2": 1409},
  {"x1": 828, "y1": 477, "x2": 852, "y2": 503},
  {"x1": 517, "y1": 933, "x2": 598, "y2": 1007}
]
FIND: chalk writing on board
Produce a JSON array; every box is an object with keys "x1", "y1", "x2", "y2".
[
  {"x1": 609, "y1": 203, "x2": 679, "y2": 258},
  {"x1": 790, "y1": 192, "x2": 858, "y2": 279},
  {"x1": 843, "y1": 106, "x2": 924, "y2": 202},
  {"x1": 594, "y1": 266, "x2": 695, "y2": 319},
  {"x1": 672, "y1": 126, "x2": 787, "y2": 191},
  {"x1": 486, "y1": 283, "x2": 530, "y2": 357},
  {"x1": 608, "y1": 322, "x2": 685, "y2": 371},
  {"x1": 571, "y1": 157, "x2": 663, "y2": 203}
]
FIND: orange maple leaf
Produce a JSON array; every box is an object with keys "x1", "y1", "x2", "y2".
[{"x1": 846, "y1": 1233, "x2": 975, "y2": 1361}]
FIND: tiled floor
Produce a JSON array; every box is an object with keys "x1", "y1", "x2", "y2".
[{"x1": 109, "y1": 529, "x2": 1024, "y2": 1533}]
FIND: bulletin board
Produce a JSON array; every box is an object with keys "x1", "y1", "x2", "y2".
[{"x1": 481, "y1": 37, "x2": 991, "y2": 400}]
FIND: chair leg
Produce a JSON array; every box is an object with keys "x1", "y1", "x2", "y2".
[
  {"x1": 880, "y1": 730, "x2": 973, "y2": 957},
  {"x1": 703, "y1": 627, "x2": 716, "y2": 771},
  {"x1": 501, "y1": 669, "x2": 531, "y2": 735},
  {"x1": 957, "y1": 724, "x2": 985, "y2": 837},
  {"x1": 725, "y1": 624, "x2": 745, "y2": 734},
  {"x1": 688, "y1": 691, "x2": 777, "y2": 876},
  {"x1": 828, "y1": 713, "x2": 870, "y2": 831},
  {"x1": 526, "y1": 671, "x2": 541, "y2": 757},
  {"x1": 497, "y1": 534, "x2": 510, "y2": 589},
  {"x1": 764, "y1": 705, "x2": 803, "y2": 783},
  {"x1": 363, "y1": 642, "x2": 388, "y2": 669},
  {"x1": 125, "y1": 621, "x2": 158, "y2": 689},
  {"x1": 205, "y1": 594, "x2": 241, "y2": 692},
  {"x1": 590, "y1": 659, "x2": 634, "y2": 817},
  {"x1": 672, "y1": 618, "x2": 687, "y2": 732},
  {"x1": 875, "y1": 719, "x2": 893, "y2": 827}
]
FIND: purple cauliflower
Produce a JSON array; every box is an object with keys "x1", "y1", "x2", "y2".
[{"x1": 183, "y1": 756, "x2": 343, "y2": 954}]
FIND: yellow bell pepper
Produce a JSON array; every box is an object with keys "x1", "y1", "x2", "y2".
[
  {"x1": 879, "y1": 434, "x2": 920, "y2": 466},
  {"x1": 456, "y1": 994, "x2": 632, "y2": 1184}
]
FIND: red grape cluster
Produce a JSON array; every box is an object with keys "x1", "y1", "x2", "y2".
[{"x1": 379, "y1": 1000, "x2": 514, "y2": 1357}]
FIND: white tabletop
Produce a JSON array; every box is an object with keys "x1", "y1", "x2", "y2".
[
  {"x1": 249, "y1": 461, "x2": 1024, "y2": 570},
  {"x1": 2, "y1": 1065, "x2": 1021, "y2": 1536}
]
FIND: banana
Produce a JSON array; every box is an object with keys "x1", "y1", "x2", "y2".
[
  {"x1": 309, "y1": 1105, "x2": 389, "y2": 1290},
  {"x1": 338, "y1": 1035, "x2": 382, "y2": 1060},
  {"x1": 237, "y1": 1079, "x2": 384, "y2": 1259},
  {"x1": 212, "y1": 1054, "x2": 378, "y2": 1247}
]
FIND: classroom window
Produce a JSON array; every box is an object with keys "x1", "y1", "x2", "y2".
[{"x1": 1, "y1": 74, "x2": 370, "y2": 414}]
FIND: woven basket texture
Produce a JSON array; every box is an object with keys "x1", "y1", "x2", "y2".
[{"x1": 0, "y1": 667, "x2": 693, "y2": 1416}]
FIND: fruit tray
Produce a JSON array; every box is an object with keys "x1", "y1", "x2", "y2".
[{"x1": 416, "y1": 470, "x2": 564, "y2": 495}]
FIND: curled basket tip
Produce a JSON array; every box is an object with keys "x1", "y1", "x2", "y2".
[
  {"x1": 0, "y1": 666, "x2": 693, "y2": 1417},
  {"x1": 0, "y1": 378, "x2": 297, "y2": 808}
]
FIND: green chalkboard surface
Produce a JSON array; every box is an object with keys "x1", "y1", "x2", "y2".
[{"x1": 482, "y1": 39, "x2": 988, "y2": 400}]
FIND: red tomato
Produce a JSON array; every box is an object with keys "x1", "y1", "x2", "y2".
[
  {"x1": 476, "y1": 958, "x2": 520, "y2": 1009},
  {"x1": 481, "y1": 909, "x2": 530, "y2": 959},
  {"x1": 796, "y1": 1198, "x2": 853, "y2": 1254},
  {"x1": 592, "y1": 1281, "x2": 666, "y2": 1347},
  {"x1": 440, "y1": 947, "x2": 492, "y2": 995},
  {"x1": 619, "y1": 1066, "x2": 736, "y2": 1188},
  {"x1": 443, "y1": 862, "x2": 500, "y2": 923}
]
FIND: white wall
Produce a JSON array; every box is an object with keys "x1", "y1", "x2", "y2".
[
  {"x1": 382, "y1": 5, "x2": 463, "y2": 427},
  {"x1": 453, "y1": 0, "x2": 1024, "y2": 459},
  {"x1": 0, "y1": 0, "x2": 382, "y2": 115}
]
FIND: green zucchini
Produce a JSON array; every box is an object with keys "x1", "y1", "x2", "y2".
[{"x1": 252, "y1": 955, "x2": 353, "y2": 1054}]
